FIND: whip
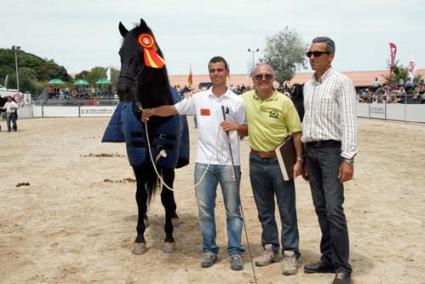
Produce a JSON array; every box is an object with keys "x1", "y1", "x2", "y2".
[{"x1": 221, "y1": 105, "x2": 257, "y2": 284}]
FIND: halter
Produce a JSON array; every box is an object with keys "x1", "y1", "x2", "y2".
[{"x1": 118, "y1": 63, "x2": 146, "y2": 84}]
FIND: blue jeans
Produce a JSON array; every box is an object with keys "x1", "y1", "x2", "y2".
[
  {"x1": 7, "y1": 113, "x2": 17, "y2": 132},
  {"x1": 249, "y1": 153, "x2": 300, "y2": 254},
  {"x1": 194, "y1": 163, "x2": 244, "y2": 256}
]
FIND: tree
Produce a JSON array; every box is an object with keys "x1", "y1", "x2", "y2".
[
  {"x1": 0, "y1": 48, "x2": 70, "y2": 95},
  {"x1": 262, "y1": 27, "x2": 307, "y2": 88},
  {"x1": 383, "y1": 61, "x2": 422, "y2": 88}
]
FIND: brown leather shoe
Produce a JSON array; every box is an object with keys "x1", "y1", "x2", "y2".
[{"x1": 304, "y1": 260, "x2": 335, "y2": 273}]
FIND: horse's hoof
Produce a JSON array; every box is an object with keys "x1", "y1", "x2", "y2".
[
  {"x1": 162, "y1": 242, "x2": 176, "y2": 253},
  {"x1": 171, "y1": 217, "x2": 181, "y2": 227},
  {"x1": 132, "y1": 242, "x2": 147, "y2": 255}
]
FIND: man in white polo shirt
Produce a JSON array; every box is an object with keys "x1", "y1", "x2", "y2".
[{"x1": 142, "y1": 56, "x2": 247, "y2": 271}]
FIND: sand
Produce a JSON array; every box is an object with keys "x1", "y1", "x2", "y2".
[{"x1": 0, "y1": 117, "x2": 424, "y2": 284}]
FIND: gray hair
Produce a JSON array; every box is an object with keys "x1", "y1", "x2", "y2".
[
  {"x1": 251, "y1": 63, "x2": 275, "y2": 77},
  {"x1": 312, "y1": 37, "x2": 335, "y2": 53}
]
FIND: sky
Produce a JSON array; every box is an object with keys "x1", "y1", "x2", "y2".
[{"x1": 1, "y1": 0, "x2": 424, "y2": 76}]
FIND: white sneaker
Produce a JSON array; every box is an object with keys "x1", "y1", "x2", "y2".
[
  {"x1": 254, "y1": 244, "x2": 278, "y2": 267},
  {"x1": 282, "y1": 250, "x2": 298, "y2": 275}
]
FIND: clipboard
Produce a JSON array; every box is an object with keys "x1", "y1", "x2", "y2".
[{"x1": 275, "y1": 135, "x2": 296, "y2": 181}]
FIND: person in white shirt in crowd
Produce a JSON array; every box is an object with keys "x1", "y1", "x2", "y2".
[
  {"x1": 142, "y1": 56, "x2": 247, "y2": 271},
  {"x1": 302, "y1": 36, "x2": 358, "y2": 284},
  {"x1": 2, "y1": 96, "x2": 19, "y2": 132}
]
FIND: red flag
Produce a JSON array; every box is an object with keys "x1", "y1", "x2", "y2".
[
  {"x1": 389, "y1": 42, "x2": 397, "y2": 73},
  {"x1": 188, "y1": 66, "x2": 193, "y2": 87}
]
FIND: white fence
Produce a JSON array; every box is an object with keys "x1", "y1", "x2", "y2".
[
  {"x1": 357, "y1": 103, "x2": 425, "y2": 123},
  {"x1": 26, "y1": 105, "x2": 116, "y2": 118},
  {"x1": 14, "y1": 103, "x2": 425, "y2": 123}
]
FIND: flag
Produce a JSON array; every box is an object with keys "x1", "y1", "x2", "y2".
[
  {"x1": 106, "y1": 68, "x2": 111, "y2": 81},
  {"x1": 389, "y1": 42, "x2": 397, "y2": 74},
  {"x1": 407, "y1": 57, "x2": 417, "y2": 82},
  {"x1": 187, "y1": 65, "x2": 193, "y2": 87},
  {"x1": 4, "y1": 75, "x2": 9, "y2": 88}
]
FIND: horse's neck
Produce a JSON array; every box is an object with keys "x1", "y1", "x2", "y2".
[{"x1": 139, "y1": 77, "x2": 173, "y2": 108}]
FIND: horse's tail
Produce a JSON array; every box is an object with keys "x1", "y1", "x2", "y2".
[{"x1": 133, "y1": 163, "x2": 159, "y2": 204}]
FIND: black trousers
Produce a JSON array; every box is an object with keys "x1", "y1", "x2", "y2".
[{"x1": 304, "y1": 142, "x2": 352, "y2": 274}]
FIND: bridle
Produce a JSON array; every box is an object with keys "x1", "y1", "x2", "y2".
[{"x1": 118, "y1": 38, "x2": 153, "y2": 90}]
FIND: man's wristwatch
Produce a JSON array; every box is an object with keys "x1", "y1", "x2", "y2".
[
  {"x1": 344, "y1": 158, "x2": 354, "y2": 165},
  {"x1": 296, "y1": 156, "x2": 304, "y2": 163}
]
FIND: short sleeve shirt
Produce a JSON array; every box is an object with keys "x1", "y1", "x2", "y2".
[
  {"x1": 175, "y1": 88, "x2": 246, "y2": 165},
  {"x1": 242, "y1": 90, "x2": 301, "y2": 152}
]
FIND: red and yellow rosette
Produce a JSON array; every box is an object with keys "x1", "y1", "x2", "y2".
[{"x1": 137, "y1": 33, "x2": 166, "y2": 69}]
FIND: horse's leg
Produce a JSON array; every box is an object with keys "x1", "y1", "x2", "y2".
[
  {"x1": 161, "y1": 169, "x2": 177, "y2": 253},
  {"x1": 161, "y1": 169, "x2": 180, "y2": 225},
  {"x1": 132, "y1": 166, "x2": 148, "y2": 255}
]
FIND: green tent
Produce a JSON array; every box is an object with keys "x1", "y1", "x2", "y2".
[
  {"x1": 73, "y1": 79, "x2": 89, "y2": 86},
  {"x1": 48, "y1": 79, "x2": 65, "y2": 85},
  {"x1": 95, "y1": 78, "x2": 111, "y2": 85}
]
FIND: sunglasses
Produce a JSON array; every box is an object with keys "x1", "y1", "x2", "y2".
[
  {"x1": 254, "y1": 73, "x2": 273, "y2": 81},
  {"x1": 306, "y1": 51, "x2": 331, "y2": 58}
]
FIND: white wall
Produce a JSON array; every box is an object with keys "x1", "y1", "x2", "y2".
[
  {"x1": 24, "y1": 104, "x2": 425, "y2": 123},
  {"x1": 80, "y1": 106, "x2": 116, "y2": 117},
  {"x1": 357, "y1": 103, "x2": 425, "y2": 123},
  {"x1": 17, "y1": 105, "x2": 33, "y2": 118},
  {"x1": 41, "y1": 106, "x2": 80, "y2": 117}
]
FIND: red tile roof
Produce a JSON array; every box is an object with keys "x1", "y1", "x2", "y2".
[{"x1": 169, "y1": 69, "x2": 425, "y2": 89}]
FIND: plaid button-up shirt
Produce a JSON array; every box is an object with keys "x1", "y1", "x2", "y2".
[{"x1": 302, "y1": 67, "x2": 358, "y2": 159}]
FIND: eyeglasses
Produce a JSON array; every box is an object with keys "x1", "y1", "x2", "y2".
[
  {"x1": 306, "y1": 51, "x2": 331, "y2": 58},
  {"x1": 254, "y1": 73, "x2": 273, "y2": 81}
]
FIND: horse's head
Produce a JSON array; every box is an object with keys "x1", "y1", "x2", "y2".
[{"x1": 117, "y1": 19, "x2": 172, "y2": 108}]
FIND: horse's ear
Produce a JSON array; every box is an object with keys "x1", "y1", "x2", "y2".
[
  {"x1": 139, "y1": 18, "x2": 148, "y2": 30},
  {"x1": 119, "y1": 22, "x2": 128, "y2": 37}
]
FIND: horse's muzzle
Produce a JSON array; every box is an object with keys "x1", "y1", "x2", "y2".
[{"x1": 117, "y1": 78, "x2": 133, "y2": 101}]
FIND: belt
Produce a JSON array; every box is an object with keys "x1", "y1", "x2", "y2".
[
  {"x1": 251, "y1": 148, "x2": 276, "y2": 159},
  {"x1": 305, "y1": 140, "x2": 341, "y2": 148}
]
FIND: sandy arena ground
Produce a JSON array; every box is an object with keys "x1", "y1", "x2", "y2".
[{"x1": 0, "y1": 117, "x2": 424, "y2": 284}]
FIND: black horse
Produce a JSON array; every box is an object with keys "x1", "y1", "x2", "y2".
[
  {"x1": 291, "y1": 83, "x2": 304, "y2": 121},
  {"x1": 0, "y1": 97, "x2": 8, "y2": 131},
  {"x1": 103, "y1": 19, "x2": 189, "y2": 255}
]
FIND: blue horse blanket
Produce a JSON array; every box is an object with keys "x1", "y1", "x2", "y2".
[{"x1": 102, "y1": 89, "x2": 189, "y2": 169}]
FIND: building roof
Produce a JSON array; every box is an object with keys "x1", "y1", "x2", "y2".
[{"x1": 169, "y1": 69, "x2": 425, "y2": 89}]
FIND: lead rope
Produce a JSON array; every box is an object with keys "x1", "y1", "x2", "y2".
[
  {"x1": 137, "y1": 102, "x2": 257, "y2": 283},
  {"x1": 136, "y1": 102, "x2": 221, "y2": 192}
]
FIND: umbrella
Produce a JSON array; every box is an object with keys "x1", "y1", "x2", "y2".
[
  {"x1": 73, "y1": 79, "x2": 89, "y2": 86},
  {"x1": 48, "y1": 79, "x2": 65, "y2": 85},
  {"x1": 95, "y1": 78, "x2": 111, "y2": 85}
]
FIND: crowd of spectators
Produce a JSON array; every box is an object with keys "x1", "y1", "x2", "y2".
[
  {"x1": 47, "y1": 86, "x2": 115, "y2": 100},
  {"x1": 357, "y1": 79, "x2": 425, "y2": 104}
]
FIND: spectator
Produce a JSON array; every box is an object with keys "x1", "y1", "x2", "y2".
[
  {"x1": 372, "y1": 77, "x2": 381, "y2": 91},
  {"x1": 2, "y1": 96, "x2": 18, "y2": 132}
]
